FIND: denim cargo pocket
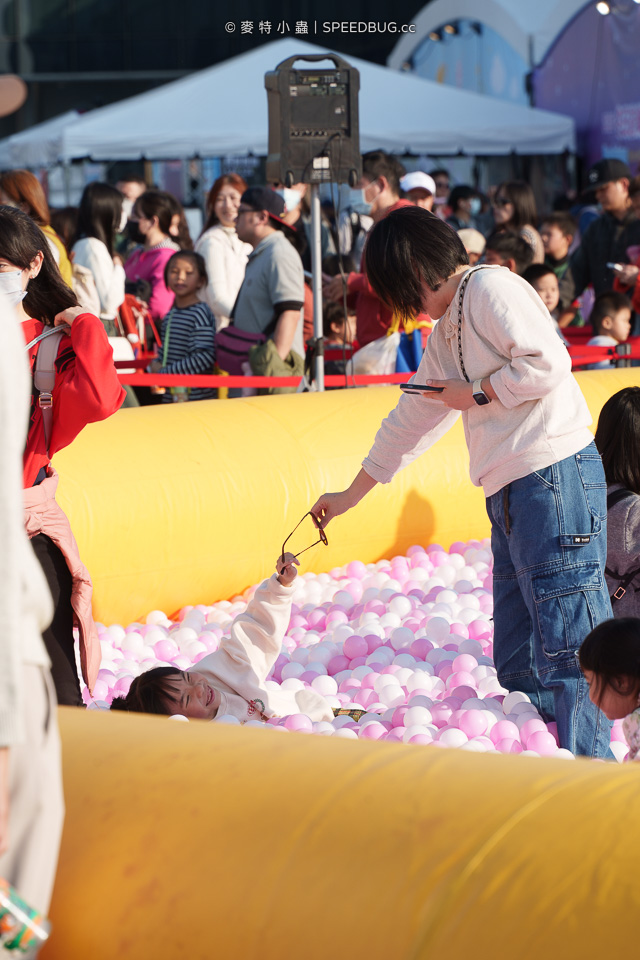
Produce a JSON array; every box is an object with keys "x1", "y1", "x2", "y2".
[
  {"x1": 532, "y1": 560, "x2": 609, "y2": 659},
  {"x1": 575, "y1": 449, "x2": 607, "y2": 522}
]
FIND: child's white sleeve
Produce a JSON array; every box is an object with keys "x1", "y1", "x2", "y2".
[{"x1": 217, "y1": 574, "x2": 294, "y2": 687}]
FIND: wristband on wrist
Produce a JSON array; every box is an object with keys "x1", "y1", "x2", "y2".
[{"x1": 472, "y1": 379, "x2": 491, "y2": 406}]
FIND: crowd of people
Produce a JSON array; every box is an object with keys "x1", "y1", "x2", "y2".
[{"x1": 3, "y1": 149, "x2": 640, "y2": 924}]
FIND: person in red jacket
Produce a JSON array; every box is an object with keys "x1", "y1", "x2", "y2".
[
  {"x1": 0, "y1": 205, "x2": 125, "y2": 706},
  {"x1": 324, "y1": 151, "x2": 431, "y2": 347}
]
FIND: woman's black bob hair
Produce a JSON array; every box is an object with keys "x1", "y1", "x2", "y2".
[{"x1": 363, "y1": 206, "x2": 468, "y2": 321}]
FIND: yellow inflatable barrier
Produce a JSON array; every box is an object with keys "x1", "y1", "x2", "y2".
[
  {"x1": 53, "y1": 369, "x2": 638, "y2": 625},
  {"x1": 43, "y1": 708, "x2": 638, "y2": 960}
]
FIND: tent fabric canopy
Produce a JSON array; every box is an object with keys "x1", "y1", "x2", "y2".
[
  {"x1": 0, "y1": 110, "x2": 80, "y2": 169},
  {"x1": 30, "y1": 39, "x2": 573, "y2": 162}
]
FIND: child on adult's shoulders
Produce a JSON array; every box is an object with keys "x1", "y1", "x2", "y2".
[
  {"x1": 110, "y1": 553, "x2": 334, "y2": 723},
  {"x1": 586, "y1": 291, "x2": 632, "y2": 369}
]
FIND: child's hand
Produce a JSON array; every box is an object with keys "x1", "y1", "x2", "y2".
[
  {"x1": 276, "y1": 552, "x2": 299, "y2": 586},
  {"x1": 149, "y1": 359, "x2": 162, "y2": 373}
]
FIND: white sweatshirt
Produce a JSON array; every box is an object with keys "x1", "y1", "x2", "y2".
[
  {"x1": 0, "y1": 303, "x2": 52, "y2": 747},
  {"x1": 363, "y1": 265, "x2": 594, "y2": 498},
  {"x1": 192, "y1": 574, "x2": 332, "y2": 723},
  {"x1": 72, "y1": 236, "x2": 125, "y2": 320},
  {"x1": 195, "y1": 225, "x2": 251, "y2": 330}
]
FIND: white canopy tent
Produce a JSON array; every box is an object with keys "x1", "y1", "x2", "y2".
[
  {"x1": 0, "y1": 111, "x2": 80, "y2": 169},
  {"x1": 56, "y1": 38, "x2": 574, "y2": 161}
]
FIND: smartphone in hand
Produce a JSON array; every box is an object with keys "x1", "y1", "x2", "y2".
[{"x1": 400, "y1": 383, "x2": 444, "y2": 395}]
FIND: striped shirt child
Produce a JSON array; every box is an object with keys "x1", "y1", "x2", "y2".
[{"x1": 157, "y1": 301, "x2": 217, "y2": 402}]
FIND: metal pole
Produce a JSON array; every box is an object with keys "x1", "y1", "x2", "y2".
[{"x1": 310, "y1": 183, "x2": 324, "y2": 391}]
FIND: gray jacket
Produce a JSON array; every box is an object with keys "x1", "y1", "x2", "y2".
[{"x1": 605, "y1": 483, "x2": 640, "y2": 618}]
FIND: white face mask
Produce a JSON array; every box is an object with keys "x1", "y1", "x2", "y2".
[
  {"x1": 0, "y1": 269, "x2": 27, "y2": 306},
  {"x1": 469, "y1": 197, "x2": 482, "y2": 217},
  {"x1": 348, "y1": 187, "x2": 373, "y2": 217},
  {"x1": 276, "y1": 188, "x2": 302, "y2": 213},
  {"x1": 118, "y1": 209, "x2": 128, "y2": 233}
]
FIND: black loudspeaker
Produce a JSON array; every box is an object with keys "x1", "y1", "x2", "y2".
[{"x1": 265, "y1": 53, "x2": 361, "y2": 187}]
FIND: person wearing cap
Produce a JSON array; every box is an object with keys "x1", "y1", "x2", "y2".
[
  {"x1": 400, "y1": 171, "x2": 436, "y2": 212},
  {"x1": 324, "y1": 150, "x2": 431, "y2": 347},
  {"x1": 232, "y1": 186, "x2": 305, "y2": 363},
  {"x1": 457, "y1": 228, "x2": 486, "y2": 266},
  {"x1": 570, "y1": 158, "x2": 640, "y2": 300}
]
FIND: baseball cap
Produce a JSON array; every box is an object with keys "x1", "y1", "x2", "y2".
[
  {"x1": 586, "y1": 158, "x2": 631, "y2": 189},
  {"x1": 400, "y1": 172, "x2": 436, "y2": 196},
  {"x1": 240, "y1": 186, "x2": 295, "y2": 231},
  {"x1": 0, "y1": 75, "x2": 27, "y2": 118},
  {"x1": 457, "y1": 228, "x2": 486, "y2": 256}
]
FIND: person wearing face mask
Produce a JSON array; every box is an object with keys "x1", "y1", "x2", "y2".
[
  {"x1": 275, "y1": 181, "x2": 336, "y2": 274},
  {"x1": 71, "y1": 182, "x2": 126, "y2": 332},
  {"x1": 0, "y1": 205, "x2": 125, "y2": 706},
  {"x1": 446, "y1": 186, "x2": 480, "y2": 232},
  {"x1": 491, "y1": 180, "x2": 544, "y2": 264},
  {"x1": 324, "y1": 150, "x2": 431, "y2": 348},
  {"x1": 195, "y1": 174, "x2": 251, "y2": 331}
]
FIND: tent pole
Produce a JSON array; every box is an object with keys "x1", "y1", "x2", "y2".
[
  {"x1": 62, "y1": 160, "x2": 71, "y2": 205},
  {"x1": 310, "y1": 184, "x2": 324, "y2": 392}
]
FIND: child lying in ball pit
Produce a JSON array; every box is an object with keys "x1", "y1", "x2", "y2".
[{"x1": 110, "y1": 554, "x2": 333, "y2": 722}]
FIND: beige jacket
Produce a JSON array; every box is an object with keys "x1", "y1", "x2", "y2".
[{"x1": 195, "y1": 574, "x2": 332, "y2": 723}]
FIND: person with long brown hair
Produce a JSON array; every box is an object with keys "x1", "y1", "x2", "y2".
[
  {"x1": 124, "y1": 190, "x2": 180, "y2": 323},
  {"x1": 0, "y1": 205, "x2": 125, "y2": 706},
  {"x1": 491, "y1": 180, "x2": 544, "y2": 263},
  {"x1": 0, "y1": 169, "x2": 73, "y2": 285},
  {"x1": 195, "y1": 173, "x2": 251, "y2": 330}
]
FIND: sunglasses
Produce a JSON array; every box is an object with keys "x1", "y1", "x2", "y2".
[
  {"x1": 493, "y1": 197, "x2": 512, "y2": 207},
  {"x1": 281, "y1": 512, "x2": 328, "y2": 566}
]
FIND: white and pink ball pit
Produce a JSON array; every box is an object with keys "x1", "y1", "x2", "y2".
[{"x1": 85, "y1": 539, "x2": 626, "y2": 760}]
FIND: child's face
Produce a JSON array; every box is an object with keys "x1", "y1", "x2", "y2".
[
  {"x1": 583, "y1": 669, "x2": 639, "y2": 720},
  {"x1": 540, "y1": 223, "x2": 570, "y2": 259},
  {"x1": 483, "y1": 248, "x2": 507, "y2": 268},
  {"x1": 167, "y1": 258, "x2": 203, "y2": 298},
  {"x1": 162, "y1": 671, "x2": 218, "y2": 719},
  {"x1": 330, "y1": 312, "x2": 357, "y2": 344},
  {"x1": 531, "y1": 273, "x2": 560, "y2": 313},
  {"x1": 602, "y1": 307, "x2": 632, "y2": 343}
]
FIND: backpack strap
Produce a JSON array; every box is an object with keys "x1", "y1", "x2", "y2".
[
  {"x1": 30, "y1": 325, "x2": 70, "y2": 457},
  {"x1": 607, "y1": 487, "x2": 635, "y2": 510},
  {"x1": 605, "y1": 488, "x2": 640, "y2": 602}
]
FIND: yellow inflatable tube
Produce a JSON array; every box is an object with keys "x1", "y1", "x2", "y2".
[
  {"x1": 43, "y1": 708, "x2": 639, "y2": 960},
  {"x1": 52, "y1": 369, "x2": 637, "y2": 625}
]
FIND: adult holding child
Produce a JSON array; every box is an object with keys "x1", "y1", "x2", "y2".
[
  {"x1": 311, "y1": 206, "x2": 613, "y2": 758},
  {"x1": 195, "y1": 174, "x2": 251, "y2": 331},
  {"x1": 0, "y1": 205, "x2": 125, "y2": 706}
]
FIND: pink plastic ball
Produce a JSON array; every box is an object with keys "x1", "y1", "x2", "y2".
[
  {"x1": 452, "y1": 654, "x2": 477, "y2": 674},
  {"x1": 527, "y1": 730, "x2": 558, "y2": 755},
  {"x1": 344, "y1": 637, "x2": 369, "y2": 665},
  {"x1": 520, "y1": 718, "x2": 548, "y2": 744},
  {"x1": 359, "y1": 722, "x2": 386, "y2": 740},
  {"x1": 410, "y1": 638, "x2": 433, "y2": 660},
  {"x1": 346, "y1": 561, "x2": 367, "y2": 579},
  {"x1": 328, "y1": 656, "x2": 350, "y2": 676},
  {"x1": 409, "y1": 734, "x2": 433, "y2": 745},
  {"x1": 154, "y1": 639, "x2": 179, "y2": 662},
  {"x1": 284, "y1": 714, "x2": 313, "y2": 733},
  {"x1": 489, "y1": 720, "x2": 520, "y2": 745},
  {"x1": 365, "y1": 634, "x2": 385, "y2": 654},
  {"x1": 458, "y1": 710, "x2": 488, "y2": 738},
  {"x1": 495, "y1": 738, "x2": 523, "y2": 754}
]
